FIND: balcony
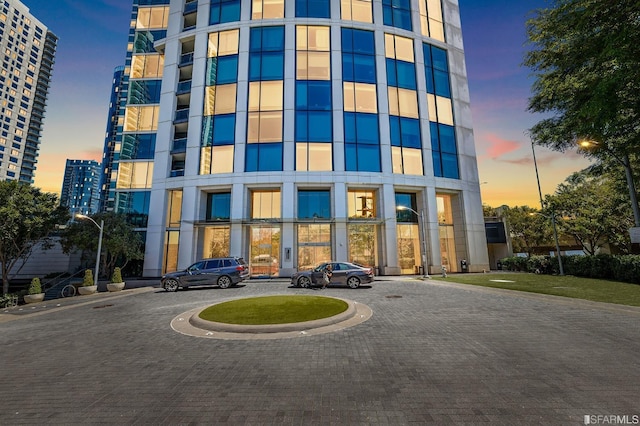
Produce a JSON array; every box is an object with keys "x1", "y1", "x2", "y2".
[
  {"x1": 169, "y1": 169, "x2": 185, "y2": 178},
  {"x1": 176, "y1": 80, "x2": 192, "y2": 95},
  {"x1": 179, "y1": 52, "x2": 194, "y2": 67},
  {"x1": 184, "y1": 1, "x2": 198, "y2": 14},
  {"x1": 171, "y1": 138, "x2": 187, "y2": 154},
  {"x1": 174, "y1": 108, "x2": 190, "y2": 123}
]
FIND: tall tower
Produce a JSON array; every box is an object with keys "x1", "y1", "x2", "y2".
[
  {"x1": 60, "y1": 159, "x2": 100, "y2": 216},
  {"x1": 111, "y1": 0, "x2": 489, "y2": 277},
  {"x1": 98, "y1": 65, "x2": 126, "y2": 213},
  {"x1": 0, "y1": 0, "x2": 57, "y2": 184}
]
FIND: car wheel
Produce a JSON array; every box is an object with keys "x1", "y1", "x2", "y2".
[
  {"x1": 218, "y1": 275, "x2": 232, "y2": 289},
  {"x1": 164, "y1": 279, "x2": 179, "y2": 292},
  {"x1": 347, "y1": 276, "x2": 361, "y2": 289},
  {"x1": 298, "y1": 276, "x2": 312, "y2": 288}
]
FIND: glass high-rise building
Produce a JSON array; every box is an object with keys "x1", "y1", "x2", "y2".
[
  {"x1": 112, "y1": 0, "x2": 489, "y2": 277},
  {"x1": 0, "y1": 0, "x2": 57, "y2": 184},
  {"x1": 60, "y1": 159, "x2": 100, "y2": 216}
]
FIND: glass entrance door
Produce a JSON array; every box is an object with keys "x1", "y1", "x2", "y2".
[{"x1": 249, "y1": 225, "x2": 280, "y2": 277}]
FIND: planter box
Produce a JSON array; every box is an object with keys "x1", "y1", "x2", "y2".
[
  {"x1": 24, "y1": 293, "x2": 45, "y2": 304},
  {"x1": 107, "y1": 282, "x2": 125, "y2": 292}
]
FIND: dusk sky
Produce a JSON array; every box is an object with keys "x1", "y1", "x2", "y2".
[{"x1": 23, "y1": 0, "x2": 591, "y2": 208}]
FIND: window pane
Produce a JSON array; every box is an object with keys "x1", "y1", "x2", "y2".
[
  {"x1": 436, "y1": 96, "x2": 454, "y2": 125},
  {"x1": 357, "y1": 144, "x2": 381, "y2": 171},
  {"x1": 398, "y1": 88, "x2": 418, "y2": 118},
  {"x1": 214, "y1": 84, "x2": 237, "y2": 114},
  {"x1": 392, "y1": 146, "x2": 403, "y2": 173},
  {"x1": 354, "y1": 83, "x2": 377, "y2": 113},
  {"x1": 308, "y1": 111, "x2": 332, "y2": 142},
  {"x1": 213, "y1": 114, "x2": 236, "y2": 145},
  {"x1": 351, "y1": 0, "x2": 372, "y2": 22},
  {"x1": 343, "y1": 82, "x2": 355, "y2": 112},
  {"x1": 259, "y1": 111, "x2": 283, "y2": 142},
  {"x1": 400, "y1": 117, "x2": 421, "y2": 148},
  {"x1": 211, "y1": 145, "x2": 234, "y2": 173},
  {"x1": 395, "y1": 36, "x2": 414, "y2": 62},
  {"x1": 298, "y1": 190, "x2": 331, "y2": 218},
  {"x1": 442, "y1": 153, "x2": 459, "y2": 179},
  {"x1": 356, "y1": 114, "x2": 379, "y2": 144},
  {"x1": 439, "y1": 124, "x2": 456, "y2": 153},
  {"x1": 403, "y1": 147, "x2": 423, "y2": 175},
  {"x1": 307, "y1": 143, "x2": 332, "y2": 171}
]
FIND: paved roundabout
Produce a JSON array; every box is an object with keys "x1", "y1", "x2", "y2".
[{"x1": 170, "y1": 295, "x2": 373, "y2": 340}]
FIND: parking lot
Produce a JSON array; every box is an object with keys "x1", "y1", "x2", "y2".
[{"x1": 2, "y1": 276, "x2": 639, "y2": 424}]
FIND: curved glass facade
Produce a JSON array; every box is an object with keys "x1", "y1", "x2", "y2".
[{"x1": 134, "y1": 0, "x2": 489, "y2": 277}]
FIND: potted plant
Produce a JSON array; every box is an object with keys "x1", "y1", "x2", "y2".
[
  {"x1": 78, "y1": 269, "x2": 97, "y2": 295},
  {"x1": 24, "y1": 277, "x2": 45, "y2": 304},
  {"x1": 107, "y1": 267, "x2": 125, "y2": 292}
]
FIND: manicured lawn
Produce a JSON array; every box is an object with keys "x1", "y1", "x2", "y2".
[
  {"x1": 431, "y1": 273, "x2": 640, "y2": 307},
  {"x1": 198, "y1": 295, "x2": 348, "y2": 325}
]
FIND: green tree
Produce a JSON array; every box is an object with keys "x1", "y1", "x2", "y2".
[
  {"x1": 0, "y1": 181, "x2": 70, "y2": 295},
  {"x1": 525, "y1": 0, "x2": 640, "y2": 154},
  {"x1": 60, "y1": 212, "x2": 144, "y2": 278},
  {"x1": 547, "y1": 171, "x2": 634, "y2": 254},
  {"x1": 504, "y1": 206, "x2": 553, "y2": 256}
]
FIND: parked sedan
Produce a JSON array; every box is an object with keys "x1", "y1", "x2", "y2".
[
  {"x1": 161, "y1": 257, "x2": 249, "y2": 291},
  {"x1": 291, "y1": 261, "x2": 374, "y2": 289}
]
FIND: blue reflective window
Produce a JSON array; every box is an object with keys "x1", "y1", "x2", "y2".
[
  {"x1": 298, "y1": 190, "x2": 331, "y2": 219},
  {"x1": 245, "y1": 143, "x2": 283, "y2": 172},
  {"x1": 356, "y1": 114, "x2": 379, "y2": 144},
  {"x1": 434, "y1": 70, "x2": 451, "y2": 97},
  {"x1": 396, "y1": 61, "x2": 416, "y2": 90},
  {"x1": 296, "y1": 112, "x2": 308, "y2": 141},
  {"x1": 206, "y1": 192, "x2": 231, "y2": 221},
  {"x1": 307, "y1": 81, "x2": 331, "y2": 110},
  {"x1": 296, "y1": 0, "x2": 330, "y2": 18},
  {"x1": 395, "y1": 193, "x2": 417, "y2": 222},
  {"x1": 357, "y1": 144, "x2": 381, "y2": 171},
  {"x1": 308, "y1": 111, "x2": 332, "y2": 142},
  {"x1": 431, "y1": 152, "x2": 442, "y2": 177},
  {"x1": 431, "y1": 47, "x2": 448, "y2": 72},
  {"x1": 438, "y1": 124, "x2": 456, "y2": 153},
  {"x1": 128, "y1": 80, "x2": 162, "y2": 104},
  {"x1": 353, "y1": 54, "x2": 376, "y2": 83},
  {"x1": 210, "y1": 0, "x2": 240, "y2": 24},
  {"x1": 386, "y1": 58, "x2": 397, "y2": 87},
  {"x1": 342, "y1": 28, "x2": 374, "y2": 54},
  {"x1": 345, "y1": 143, "x2": 357, "y2": 170},
  {"x1": 389, "y1": 116, "x2": 401, "y2": 146},
  {"x1": 120, "y1": 134, "x2": 156, "y2": 160},
  {"x1": 382, "y1": 0, "x2": 412, "y2": 31},
  {"x1": 249, "y1": 27, "x2": 285, "y2": 81},
  {"x1": 441, "y1": 153, "x2": 459, "y2": 179},
  {"x1": 212, "y1": 114, "x2": 236, "y2": 145},
  {"x1": 216, "y1": 56, "x2": 238, "y2": 84},
  {"x1": 401, "y1": 118, "x2": 421, "y2": 148},
  {"x1": 115, "y1": 191, "x2": 150, "y2": 228},
  {"x1": 344, "y1": 113, "x2": 356, "y2": 143},
  {"x1": 429, "y1": 122, "x2": 440, "y2": 151}
]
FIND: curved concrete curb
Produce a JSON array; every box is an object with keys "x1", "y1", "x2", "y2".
[{"x1": 171, "y1": 296, "x2": 373, "y2": 340}]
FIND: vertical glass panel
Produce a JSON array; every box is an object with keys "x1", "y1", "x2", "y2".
[
  {"x1": 247, "y1": 113, "x2": 260, "y2": 143},
  {"x1": 259, "y1": 111, "x2": 283, "y2": 142},
  {"x1": 211, "y1": 145, "x2": 234, "y2": 173},
  {"x1": 218, "y1": 30, "x2": 240, "y2": 56},
  {"x1": 347, "y1": 190, "x2": 375, "y2": 218},
  {"x1": 298, "y1": 190, "x2": 331, "y2": 218},
  {"x1": 249, "y1": 226, "x2": 281, "y2": 277},
  {"x1": 214, "y1": 84, "x2": 237, "y2": 114},
  {"x1": 436, "y1": 96, "x2": 453, "y2": 125},
  {"x1": 298, "y1": 224, "x2": 332, "y2": 269},
  {"x1": 354, "y1": 83, "x2": 377, "y2": 113},
  {"x1": 343, "y1": 82, "x2": 355, "y2": 112},
  {"x1": 248, "y1": 82, "x2": 261, "y2": 112},
  {"x1": 388, "y1": 87, "x2": 399, "y2": 116},
  {"x1": 427, "y1": 94, "x2": 437, "y2": 122},
  {"x1": 398, "y1": 88, "x2": 419, "y2": 118},
  {"x1": 403, "y1": 147, "x2": 423, "y2": 175},
  {"x1": 163, "y1": 230, "x2": 179, "y2": 274},
  {"x1": 357, "y1": 144, "x2": 381, "y2": 171},
  {"x1": 252, "y1": 191, "x2": 282, "y2": 218},
  {"x1": 351, "y1": 0, "x2": 373, "y2": 23},
  {"x1": 348, "y1": 224, "x2": 377, "y2": 266},
  {"x1": 441, "y1": 153, "x2": 459, "y2": 179},
  {"x1": 200, "y1": 146, "x2": 212, "y2": 174},
  {"x1": 203, "y1": 226, "x2": 231, "y2": 257},
  {"x1": 207, "y1": 192, "x2": 232, "y2": 221},
  {"x1": 392, "y1": 146, "x2": 403, "y2": 174},
  {"x1": 260, "y1": 81, "x2": 284, "y2": 110},
  {"x1": 212, "y1": 114, "x2": 236, "y2": 145},
  {"x1": 395, "y1": 37, "x2": 414, "y2": 62},
  {"x1": 306, "y1": 52, "x2": 331, "y2": 80},
  {"x1": 384, "y1": 33, "x2": 395, "y2": 59},
  {"x1": 296, "y1": 142, "x2": 309, "y2": 170},
  {"x1": 308, "y1": 111, "x2": 332, "y2": 141},
  {"x1": 308, "y1": 143, "x2": 332, "y2": 171},
  {"x1": 204, "y1": 86, "x2": 216, "y2": 116},
  {"x1": 396, "y1": 223, "x2": 419, "y2": 274},
  {"x1": 166, "y1": 190, "x2": 183, "y2": 227}
]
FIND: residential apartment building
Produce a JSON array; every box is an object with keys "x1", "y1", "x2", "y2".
[
  {"x1": 110, "y1": 0, "x2": 489, "y2": 277},
  {"x1": 0, "y1": 0, "x2": 56, "y2": 183},
  {"x1": 98, "y1": 65, "x2": 127, "y2": 213},
  {"x1": 60, "y1": 159, "x2": 100, "y2": 216}
]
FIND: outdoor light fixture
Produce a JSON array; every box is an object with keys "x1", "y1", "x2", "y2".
[
  {"x1": 396, "y1": 205, "x2": 430, "y2": 278},
  {"x1": 75, "y1": 214, "x2": 104, "y2": 286}
]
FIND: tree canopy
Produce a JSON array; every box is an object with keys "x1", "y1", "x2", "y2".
[
  {"x1": 60, "y1": 212, "x2": 144, "y2": 278},
  {"x1": 0, "y1": 181, "x2": 69, "y2": 295},
  {"x1": 524, "y1": 0, "x2": 640, "y2": 157}
]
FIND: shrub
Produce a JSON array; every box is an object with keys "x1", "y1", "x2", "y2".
[
  {"x1": 527, "y1": 255, "x2": 554, "y2": 274},
  {"x1": 111, "y1": 267, "x2": 123, "y2": 283},
  {"x1": 82, "y1": 269, "x2": 94, "y2": 287},
  {"x1": 500, "y1": 256, "x2": 528, "y2": 272},
  {"x1": 612, "y1": 255, "x2": 640, "y2": 284},
  {"x1": 28, "y1": 277, "x2": 42, "y2": 295}
]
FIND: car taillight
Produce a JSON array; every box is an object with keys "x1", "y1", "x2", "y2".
[{"x1": 236, "y1": 266, "x2": 243, "y2": 271}]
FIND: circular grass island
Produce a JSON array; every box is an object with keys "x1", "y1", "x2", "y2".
[{"x1": 198, "y1": 295, "x2": 349, "y2": 325}]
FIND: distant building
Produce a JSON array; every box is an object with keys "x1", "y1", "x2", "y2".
[
  {"x1": 0, "y1": 0, "x2": 57, "y2": 184},
  {"x1": 108, "y1": 0, "x2": 489, "y2": 277},
  {"x1": 60, "y1": 159, "x2": 100, "y2": 216},
  {"x1": 98, "y1": 65, "x2": 127, "y2": 213}
]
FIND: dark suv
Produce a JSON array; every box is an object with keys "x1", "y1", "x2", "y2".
[{"x1": 161, "y1": 257, "x2": 249, "y2": 291}]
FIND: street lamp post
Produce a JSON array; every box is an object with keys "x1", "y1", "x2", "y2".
[
  {"x1": 396, "y1": 206, "x2": 430, "y2": 278},
  {"x1": 578, "y1": 140, "x2": 640, "y2": 227},
  {"x1": 531, "y1": 142, "x2": 565, "y2": 275},
  {"x1": 76, "y1": 214, "x2": 104, "y2": 286}
]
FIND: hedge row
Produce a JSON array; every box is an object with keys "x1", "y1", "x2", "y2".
[{"x1": 499, "y1": 254, "x2": 640, "y2": 285}]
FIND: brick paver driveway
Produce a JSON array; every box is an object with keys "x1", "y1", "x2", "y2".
[{"x1": 2, "y1": 277, "x2": 639, "y2": 425}]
